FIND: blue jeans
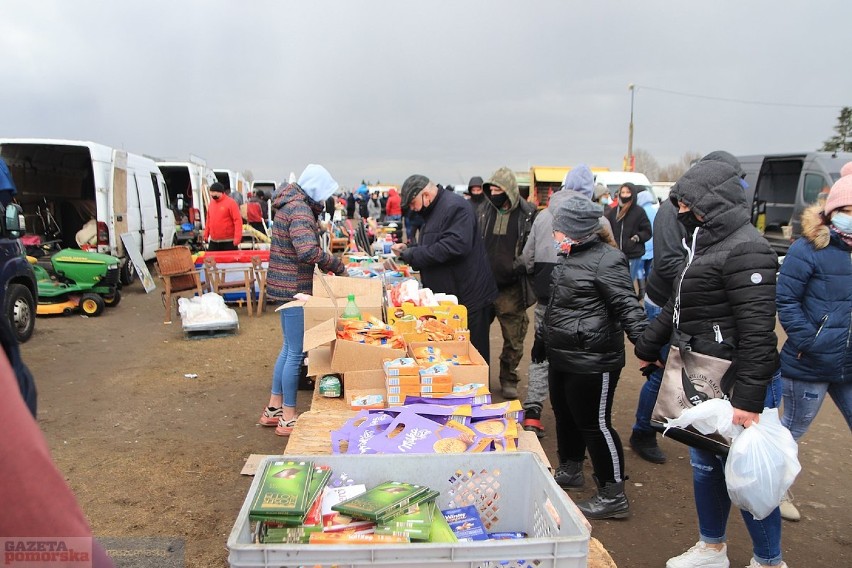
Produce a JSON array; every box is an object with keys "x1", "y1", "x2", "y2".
[
  {"x1": 781, "y1": 376, "x2": 852, "y2": 441},
  {"x1": 271, "y1": 306, "x2": 304, "y2": 409},
  {"x1": 633, "y1": 297, "x2": 666, "y2": 434},
  {"x1": 689, "y1": 373, "x2": 783, "y2": 566}
]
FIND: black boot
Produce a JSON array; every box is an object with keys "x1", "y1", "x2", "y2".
[
  {"x1": 554, "y1": 459, "x2": 584, "y2": 490},
  {"x1": 629, "y1": 430, "x2": 667, "y2": 464},
  {"x1": 575, "y1": 476, "x2": 630, "y2": 520}
]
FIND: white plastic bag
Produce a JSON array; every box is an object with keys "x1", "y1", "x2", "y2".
[
  {"x1": 663, "y1": 398, "x2": 742, "y2": 441},
  {"x1": 724, "y1": 408, "x2": 801, "y2": 520}
]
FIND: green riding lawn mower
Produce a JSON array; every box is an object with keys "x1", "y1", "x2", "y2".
[{"x1": 29, "y1": 248, "x2": 122, "y2": 317}]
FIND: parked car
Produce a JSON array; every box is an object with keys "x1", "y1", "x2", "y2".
[{"x1": 0, "y1": 203, "x2": 37, "y2": 342}]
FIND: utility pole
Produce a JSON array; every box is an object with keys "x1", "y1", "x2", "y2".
[{"x1": 627, "y1": 84, "x2": 635, "y2": 172}]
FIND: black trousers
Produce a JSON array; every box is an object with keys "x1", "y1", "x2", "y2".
[
  {"x1": 467, "y1": 304, "x2": 494, "y2": 368},
  {"x1": 208, "y1": 240, "x2": 237, "y2": 251},
  {"x1": 548, "y1": 368, "x2": 625, "y2": 484}
]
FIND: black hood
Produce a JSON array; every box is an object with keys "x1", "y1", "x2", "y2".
[
  {"x1": 700, "y1": 150, "x2": 745, "y2": 178},
  {"x1": 669, "y1": 160, "x2": 751, "y2": 248}
]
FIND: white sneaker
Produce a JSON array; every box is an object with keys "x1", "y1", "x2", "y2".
[
  {"x1": 779, "y1": 491, "x2": 800, "y2": 521},
  {"x1": 746, "y1": 559, "x2": 788, "y2": 568},
  {"x1": 666, "y1": 541, "x2": 729, "y2": 568}
]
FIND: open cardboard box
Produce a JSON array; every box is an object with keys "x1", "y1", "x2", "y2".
[
  {"x1": 277, "y1": 273, "x2": 386, "y2": 331},
  {"x1": 387, "y1": 303, "x2": 467, "y2": 329},
  {"x1": 407, "y1": 340, "x2": 488, "y2": 384},
  {"x1": 302, "y1": 318, "x2": 406, "y2": 373}
]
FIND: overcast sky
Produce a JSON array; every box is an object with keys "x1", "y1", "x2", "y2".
[{"x1": 3, "y1": 0, "x2": 850, "y2": 189}]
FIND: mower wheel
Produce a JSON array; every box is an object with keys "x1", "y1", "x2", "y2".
[
  {"x1": 80, "y1": 293, "x2": 106, "y2": 317},
  {"x1": 5, "y1": 283, "x2": 35, "y2": 343},
  {"x1": 104, "y1": 289, "x2": 122, "y2": 308}
]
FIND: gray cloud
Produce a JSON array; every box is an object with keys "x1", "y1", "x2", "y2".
[{"x1": 2, "y1": 0, "x2": 849, "y2": 188}]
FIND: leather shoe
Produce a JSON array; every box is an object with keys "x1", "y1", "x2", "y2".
[{"x1": 629, "y1": 431, "x2": 667, "y2": 464}]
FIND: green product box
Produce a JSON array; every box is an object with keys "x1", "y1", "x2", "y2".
[
  {"x1": 249, "y1": 460, "x2": 314, "y2": 519},
  {"x1": 332, "y1": 480, "x2": 431, "y2": 522}
]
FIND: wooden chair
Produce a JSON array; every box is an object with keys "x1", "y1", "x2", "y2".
[
  {"x1": 251, "y1": 255, "x2": 268, "y2": 314},
  {"x1": 155, "y1": 246, "x2": 203, "y2": 324},
  {"x1": 203, "y1": 257, "x2": 255, "y2": 316}
]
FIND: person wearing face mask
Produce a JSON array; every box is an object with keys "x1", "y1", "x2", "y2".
[
  {"x1": 605, "y1": 182, "x2": 651, "y2": 287},
  {"x1": 542, "y1": 195, "x2": 647, "y2": 519},
  {"x1": 466, "y1": 175, "x2": 486, "y2": 209},
  {"x1": 775, "y1": 167, "x2": 852, "y2": 523},
  {"x1": 476, "y1": 167, "x2": 538, "y2": 399},
  {"x1": 392, "y1": 175, "x2": 497, "y2": 363},
  {"x1": 203, "y1": 182, "x2": 243, "y2": 250},
  {"x1": 634, "y1": 159, "x2": 785, "y2": 568}
]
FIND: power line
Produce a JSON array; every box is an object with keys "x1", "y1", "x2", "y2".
[{"x1": 635, "y1": 85, "x2": 844, "y2": 110}]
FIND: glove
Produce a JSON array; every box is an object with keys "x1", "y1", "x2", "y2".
[
  {"x1": 531, "y1": 338, "x2": 547, "y2": 364},
  {"x1": 630, "y1": 234, "x2": 641, "y2": 243}
]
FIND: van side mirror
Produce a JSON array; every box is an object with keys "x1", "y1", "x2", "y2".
[{"x1": 5, "y1": 204, "x2": 25, "y2": 237}]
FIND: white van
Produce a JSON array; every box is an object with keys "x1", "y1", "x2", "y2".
[
  {"x1": 0, "y1": 138, "x2": 176, "y2": 284},
  {"x1": 214, "y1": 169, "x2": 249, "y2": 203},
  {"x1": 156, "y1": 159, "x2": 218, "y2": 232},
  {"x1": 250, "y1": 180, "x2": 278, "y2": 222},
  {"x1": 593, "y1": 171, "x2": 653, "y2": 196}
]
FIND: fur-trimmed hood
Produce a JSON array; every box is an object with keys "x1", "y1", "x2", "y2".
[{"x1": 800, "y1": 204, "x2": 831, "y2": 250}]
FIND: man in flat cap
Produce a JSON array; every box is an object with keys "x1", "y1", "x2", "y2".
[{"x1": 392, "y1": 175, "x2": 497, "y2": 363}]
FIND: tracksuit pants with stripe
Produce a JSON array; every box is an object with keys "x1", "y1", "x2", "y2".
[{"x1": 548, "y1": 369, "x2": 625, "y2": 484}]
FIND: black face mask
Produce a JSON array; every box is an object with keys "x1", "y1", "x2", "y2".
[
  {"x1": 677, "y1": 210, "x2": 704, "y2": 233},
  {"x1": 489, "y1": 193, "x2": 509, "y2": 208},
  {"x1": 470, "y1": 193, "x2": 485, "y2": 204},
  {"x1": 212, "y1": 194, "x2": 222, "y2": 201},
  {"x1": 619, "y1": 194, "x2": 633, "y2": 203}
]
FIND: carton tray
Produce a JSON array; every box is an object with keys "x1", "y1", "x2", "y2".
[{"x1": 228, "y1": 453, "x2": 589, "y2": 568}]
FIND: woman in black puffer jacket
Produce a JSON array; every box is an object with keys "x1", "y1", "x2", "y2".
[
  {"x1": 634, "y1": 160, "x2": 785, "y2": 568},
  {"x1": 540, "y1": 195, "x2": 647, "y2": 520}
]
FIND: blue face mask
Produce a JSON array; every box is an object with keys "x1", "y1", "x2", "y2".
[{"x1": 831, "y1": 212, "x2": 852, "y2": 234}]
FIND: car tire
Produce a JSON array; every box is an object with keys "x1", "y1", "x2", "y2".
[
  {"x1": 120, "y1": 258, "x2": 137, "y2": 286},
  {"x1": 5, "y1": 283, "x2": 35, "y2": 343}
]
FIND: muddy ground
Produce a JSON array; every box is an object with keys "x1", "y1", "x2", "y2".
[{"x1": 21, "y1": 276, "x2": 850, "y2": 567}]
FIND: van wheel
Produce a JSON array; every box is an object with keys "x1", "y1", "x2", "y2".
[
  {"x1": 5, "y1": 283, "x2": 35, "y2": 343},
  {"x1": 80, "y1": 293, "x2": 105, "y2": 317},
  {"x1": 120, "y1": 259, "x2": 137, "y2": 286},
  {"x1": 104, "y1": 289, "x2": 122, "y2": 308}
]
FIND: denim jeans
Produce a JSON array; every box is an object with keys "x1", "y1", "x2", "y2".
[
  {"x1": 271, "y1": 306, "x2": 304, "y2": 409},
  {"x1": 689, "y1": 373, "x2": 784, "y2": 566},
  {"x1": 781, "y1": 376, "x2": 852, "y2": 441},
  {"x1": 633, "y1": 296, "x2": 666, "y2": 434}
]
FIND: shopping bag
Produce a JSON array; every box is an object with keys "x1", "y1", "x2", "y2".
[
  {"x1": 724, "y1": 409, "x2": 801, "y2": 520},
  {"x1": 651, "y1": 345, "x2": 733, "y2": 454}
]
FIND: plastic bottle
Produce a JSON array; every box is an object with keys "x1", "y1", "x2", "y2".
[
  {"x1": 340, "y1": 294, "x2": 362, "y2": 320},
  {"x1": 383, "y1": 234, "x2": 393, "y2": 254}
]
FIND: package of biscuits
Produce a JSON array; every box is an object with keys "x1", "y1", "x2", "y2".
[
  {"x1": 383, "y1": 357, "x2": 421, "y2": 377},
  {"x1": 470, "y1": 400, "x2": 525, "y2": 422},
  {"x1": 377, "y1": 403, "x2": 472, "y2": 425},
  {"x1": 364, "y1": 410, "x2": 476, "y2": 455}
]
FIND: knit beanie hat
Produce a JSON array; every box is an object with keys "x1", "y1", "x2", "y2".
[
  {"x1": 840, "y1": 161, "x2": 852, "y2": 178},
  {"x1": 298, "y1": 164, "x2": 339, "y2": 203},
  {"x1": 401, "y1": 174, "x2": 430, "y2": 207},
  {"x1": 552, "y1": 195, "x2": 604, "y2": 239},
  {"x1": 562, "y1": 165, "x2": 595, "y2": 199},
  {"x1": 824, "y1": 174, "x2": 852, "y2": 216},
  {"x1": 467, "y1": 176, "x2": 484, "y2": 188}
]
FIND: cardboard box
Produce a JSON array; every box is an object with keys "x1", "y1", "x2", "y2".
[
  {"x1": 387, "y1": 304, "x2": 467, "y2": 330},
  {"x1": 278, "y1": 274, "x2": 386, "y2": 332},
  {"x1": 408, "y1": 341, "x2": 488, "y2": 384},
  {"x1": 343, "y1": 369, "x2": 387, "y2": 410},
  {"x1": 303, "y1": 319, "x2": 406, "y2": 373}
]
